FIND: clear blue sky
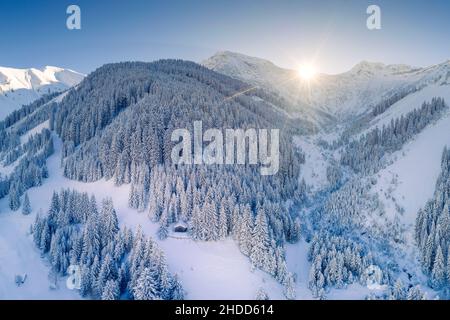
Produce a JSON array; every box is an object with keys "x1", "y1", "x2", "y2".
[{"x1": 1, "y1": 0, "x2": 449, "y2": 74}]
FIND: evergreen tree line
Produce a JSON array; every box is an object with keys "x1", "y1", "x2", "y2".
[
  {"x1": 312, "y1": 178, "x2": 374, "y2": 234},
  {"x1": 366, "y1": 278, "x2": 427, "y2": 300},
  {"x1": 54, "y1": 61, "x2": 297, "y2": 149},
  {"x1": 12, "y1": 102, "x2": 57, "y2": 137},
  {"x1": 338, "y1": 86, "x2": 423, "y2": 147},
  {"x1": 0, "y1": 92, "x2": 58, "y2": 208},
  {"x1": 53, "y1": 62, "x2": 304, "y2": 242},
  {"x1": 145, "y1": 165, "x2": 302, "y2": 242},
  {"x1": 371, "y1": 86, "x2": 419, "y2": 117},
  {"x1": 387, "y1": 279, "x2": 427, "y2": 300},
  {"x1": 415, "y1": 147, "x2": 450, "y2": 292},
  {"x1": 308, "y1": 175, "x2": 421, "y2": 299},
  {"x1": 0, "y1": 91, "x2": 61, "y2": 130},
  {"x1": 0, "y1": 129, "x2": 20, "y2": 154},
  {"x1": 48, "y1": 60, "x2": 305, "y2": 291},
  {"x1": 143, "y1": 165, "x2": 303, "y2": 298},
  {"x1": 307, "y1": 234, "x2": 373, "y2": 298},
  {"x1": 32, "y1": 189, "x2": 184, "y2": 300},
  {"x1": 304, "y1": 176, "x2": 393, "y2": 298},
  {"x1": 308, "y1": 93, "x2": 445, "y2": 299},
  {"x1": 326, "y1": 161, "x2": 344, "y2": 191},
  {"x1": 341, "y1": 97, "x2": 448, "y2": 174},
  {"x1": 0, "y1": 129, "x2": 54, "y2": 210},
  {"x1": 55, "y1": 61, "x2": 301, "y2": 185},
  {"x1": 0, "y1": 174, "x2": 8, "y2": 199},
  {"x1": 0, "y1": 94, "x2": 57, "y2": 156},
  {"x1": 0, "y1": 60, "x2": 306, "y2": 297},
  {"x1": 2, "y1": 128, "x2": 52, "y2": 166}
]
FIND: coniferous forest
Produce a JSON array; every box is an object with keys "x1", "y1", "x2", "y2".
[{"x1": 0, "y1": 56, "x2": 449, "y2": 301}]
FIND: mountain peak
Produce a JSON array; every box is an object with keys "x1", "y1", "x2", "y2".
[
  {"x1": 202, "y1": 50, "x2": 450, "y2": 122},
  {"x1": 350, "y1": 61, "x2": 416, "y2": 75},
  {"x1": 0, "y1": 65, "x2": 84, "y2": 91},
  {"x1": 0, "y1": 65, "x2": 84, "y2": 120},
  {"x1": 203, "y1": 51, "x2": 281, "y2": 71},
  {"x1": 353, "y1": 60, "x2": 386, "y2": 70}
]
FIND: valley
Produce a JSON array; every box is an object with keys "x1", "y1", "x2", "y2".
[{"x1": 0, "y1": 53, "x2": 449, "y2": 300}]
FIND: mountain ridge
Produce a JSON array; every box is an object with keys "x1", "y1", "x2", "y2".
[
  {"x1": 1, "y1": 58, "x2": 450, "y2": 299},
  {"x1": 0, "y1": 65, "x2": 84, "y2": 120},
  {"x1": 202, "y1": 51, "x2": 450, "y2": 123}
]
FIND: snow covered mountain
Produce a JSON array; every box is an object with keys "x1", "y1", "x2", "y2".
[
  {"x1": 203, "y1": 51, "x2": 324, "y2": 125},
  {"x1": 203, "y1": 52, "x2": 450, "y2": 299},
  {"x1": 203, "y1": 51, "x2": 450, "y2": 123},
  {"x1": 1, "y1": 57, "x2": 450, "y2": 300},
  {"x1": 0, "y1": 61, "x2": 302, "y2": 300},
  {"x1": 0, "y1": 66, "x2": 84, "y2": 120}
]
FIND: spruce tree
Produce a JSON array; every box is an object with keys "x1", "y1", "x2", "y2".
[
  {"x1": 22, "y1": 193, "x2": 32, "y2": 215},
  {"x1": 171, "y1": 274, "x2": 184, "y2": 300},
  {"x1": 158, "y1": 213, "x2": 169, "y2": 240},
  {"x1": 218, "y1": 204, "x2": 228, "y2": 239},
  {"x1": 80, "y1": 264, "x2": 92, "y2": 297},
  {"x1": 238, "y1": 205, "x2": 254, "y2": 256},
  {"x1": 133, "y1": 267, "x2": 158, "y2": 300},
  {"x1": 431, "y1": 245, "x2": 446, "y2": 288},
  {"x1": 255, "y1": 288, "x2": 269, "y2": 300},
  {"x1": 102, "y1": 279, "x2": 120, "y2": 300},
  {"x1": 250, "y1": 208, "x2": 271, "y2": 271},
  {"x1": 283, "y1": 272, "x2": 296, "y2": 300},
  {"x1": 101, "y1": 198, "x2": 119, "y2": 241},
  {"x1": 9, "y1": 185, "x2": 21, "y2": 211}
]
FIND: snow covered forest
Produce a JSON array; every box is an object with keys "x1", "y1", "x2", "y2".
[
  {"x1": 32, "y1": 189, "x2": 183, "y2": 300},
  {"x1": 341, "y1": 97, "x2": 448, "y2": 174},
  {"x1": 1, "y1": 53, "x2": 450, "y2": 300},
  {"x1": 52, "y1": 61, "x2": 306, "y2": 297},
  {"x1": 0, "y1": 127, "x2": 54, "y2": 210},
  {"x1": 415, "y1": 148, "x2": 450, "y2": 292}
]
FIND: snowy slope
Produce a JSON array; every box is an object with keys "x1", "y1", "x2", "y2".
[
  {"x1": 351, "y1": 108, "x2": 450, "y2": 299},
  {"x1": 321, "y1": 79, "x2": 450, "y2": 297},
  {"x1": 284, "y1": 64, "x2": 449, "y2": 298},
  {"x1": 1, "y1": 56, "x2": 449, "y2": 300},
  {"x1": 203, "y1": 52, "x2": 450, "y2": 122},
  {"x1": 363, "y1": 84, "x2": 450, "y2": 134},
  {"x1": 370, "y1": 108, "x2": 450, "y2": 232},
  {"x1": 0, "y1": 130, "x2": 288, "y2": 300},
  {"x1": 0, "y1": 211, "x2": 82, "y2": 300},
  {"x1": 0, "y1": 66, "x2": 84, "y2": 120}
]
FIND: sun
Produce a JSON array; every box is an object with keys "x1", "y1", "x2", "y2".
[{"x1": 297, "y1": 64, "x2": 317, "y2": 81}]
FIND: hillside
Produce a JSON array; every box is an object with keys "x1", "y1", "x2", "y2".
[
  {"x1": 0, "y1": 60, "x2": 305, "y2": 300},
  {"x1": 0, "y1": 56, "x2": 449, "y2": 300}
]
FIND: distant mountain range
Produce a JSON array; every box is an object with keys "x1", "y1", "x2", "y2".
[
  {"x1": 203, "y1": 51, "x2": 450, "y2": 125},
  {"x1": 0, "y1": 66, "x2": 84, "y2": 119}
]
